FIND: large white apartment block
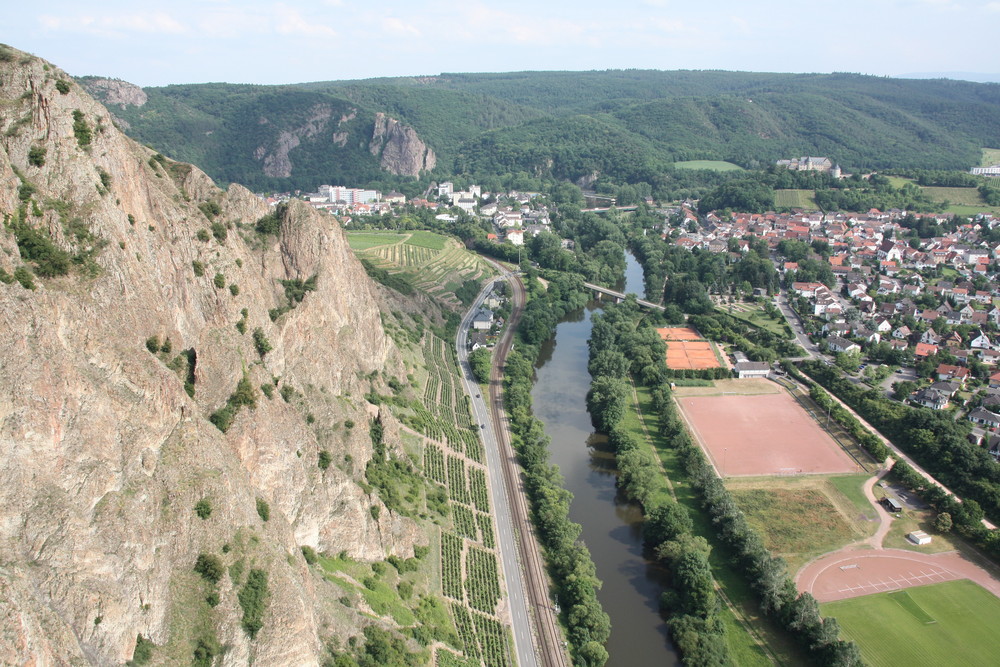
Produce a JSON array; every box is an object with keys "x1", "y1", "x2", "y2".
[{"x1": 319, "y1": 185, "x2": 379, "y2": 205}]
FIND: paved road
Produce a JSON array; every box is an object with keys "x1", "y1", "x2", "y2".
[
  {"x1": 775, "y1": 291, "x2": 819, "y2": 359},
  {"x1": 456, "y1": 277, "x2": 538, "y2": 667}
]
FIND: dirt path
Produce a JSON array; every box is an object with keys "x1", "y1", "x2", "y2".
[{"x1": 795, "y1": 460, "x2": 1000, "y2": 603}]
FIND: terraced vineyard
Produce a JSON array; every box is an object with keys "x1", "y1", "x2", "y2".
[
  {"x1": 346, "y1": 230, "x2": 495, "y2": 308},
  {"x1": 389, "y1": 328, "x2": 510, "y2": 665}
]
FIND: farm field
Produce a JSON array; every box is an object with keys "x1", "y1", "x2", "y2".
[
  {"x1": 823, "y1": 580, "x2": 1000, "y2": 667},
  {"x1": 673, "y1": 160, "x2": 744, "y2": 171},
  {"x1": 676, "y1": 390, "x2": 859, "y2": 476},
  {"x1": 773, "y1": 189, "x2": 817, "y2": 210},
  {"x1": 921, "y1": 185, "x2": 987, "y2": 206},
  {"x1": 982, "y1": 147, "x2": 1000, "y2": 166},
  {"x1": 345, "y1": 231, "x2": 407, "y2": 250}
]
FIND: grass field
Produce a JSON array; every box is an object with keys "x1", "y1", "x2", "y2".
[
  {"x1": 921, "y1": 186, "x2": 986, "y2": 206},
  {"x1": 347, "y1": 231, "x2": 409, "y2": 250},
  {"x1": 774, "y1": 189, "x2": 818, "y2": 210},
  {"x1": 405, "y1": 230, "x2": 449, "y2": 250},
  {"x1": 674, "y1": 160, "x2": 744, "y2": 172},
  {"x1": 823, "y1": 579, "x2": 1000, "y2": 667},
  {"x1": 982, "y1": 148, "x2": 1000, "y2": 166},
  {"x1": 730, "y1": 487, "x2": 858, "y2": 571},
  {"x1": 881, "y1": 506, "x2": 959, "y2": 554}
]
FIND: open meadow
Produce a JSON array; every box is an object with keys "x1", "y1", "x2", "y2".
[
  {"x1": 727, "y1": 474, "x2": 874, "y2": 571},
  {"x1": 673, "y1": 160, "x2": 744, "y2": 171},
  {"x1": 823, "y1": 580, "x2": 1000, "y2": 667},
  {"x1": 773, "y1": 189, "x2": 817, "y2": 210}
]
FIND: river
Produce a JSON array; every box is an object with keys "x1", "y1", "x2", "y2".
[{"x1": 530, "y1": 252, "x2": 680, "y2": 666}]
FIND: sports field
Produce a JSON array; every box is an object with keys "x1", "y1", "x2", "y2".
[
  {"x1": 823, "y1": 580, "x2": 1000, "y2": 667},
  {"x1": 657, "y1": 327, "x2": 722, "y2": 370},
  {"x1": 676, "y1": 391, "x2": 857, "y2": 476}
]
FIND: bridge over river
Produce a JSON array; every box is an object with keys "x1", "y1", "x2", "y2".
[{"x1": 583, "y1": 282, "x2": 665, "y2": 311}]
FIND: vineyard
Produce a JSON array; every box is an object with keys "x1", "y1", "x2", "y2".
[
  {"x1": 473, "y1": 612, "x2": 512, "y2": 667},
  {"x1": 477, "y1": 513, "x2": 496, "y2": 549},
  {"x1": 355, "y1": 269, "x2": 509, "y2": 664},
  {"x1": 347, "y1": 230, "x2": 495, "y2": 308},
  {"x1": 465, "y1": 547, "x2": 501, "y2": 614},
  {"x1": 469, "y1": 468, "x2": 490, "y2": 512},
  {"x1": 424, "y1": 444, "x2": 446, "y2": 484},
  {"x1": 453, "y1": 505, "x2": 479, "y2": 541},
  {"x1": 448, "y1": 455, "x2": 470, "y2": 505},
  {"x1": 441, "y1": 532, "x2": 464, "y2": 601}
]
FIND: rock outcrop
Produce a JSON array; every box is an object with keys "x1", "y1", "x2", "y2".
[
  {"x1": 0, "y1": 46, "x2": 417, "y2": 665},
  {"x1": 369, "y1": 112, "x2": 437, "y2": 177},
  {"x1": 79, "y1": 77, "x2": 148, "y2": 108},
  {"x1": 256, "y1": 103, "x2": 335, "y2": 178}
]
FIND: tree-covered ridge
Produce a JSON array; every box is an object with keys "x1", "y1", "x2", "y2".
[{"x1": 83, "y1": 69, "x2": 1000, "y2": 191}]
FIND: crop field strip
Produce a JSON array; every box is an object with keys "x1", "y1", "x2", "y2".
[
  {"x1": 448, "y1": 455, "x2": 471, "y2": 505},
  {"x1": 453, "y1": 505, "x2": 479, "y2": 541}
]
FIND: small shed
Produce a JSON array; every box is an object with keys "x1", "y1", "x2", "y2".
[
  {"x1": 907, "y1": 530, "x2": 932, "y2": 545},
  {"x1": 882, "y1": 497, "x2": 903, "y2": 513}
]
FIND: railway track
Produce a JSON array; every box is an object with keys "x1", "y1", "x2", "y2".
[{"x1": 486, "y1": 268, "x2": 569, "y2": 667}]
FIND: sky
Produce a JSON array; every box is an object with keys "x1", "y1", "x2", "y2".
[{"x1": 5, "y1": 0, "x2": 1000, "y2": 87}]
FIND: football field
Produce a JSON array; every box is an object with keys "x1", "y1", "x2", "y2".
[{"x1": 822, "y1": 579, "x2": 1000, "y2": 666}]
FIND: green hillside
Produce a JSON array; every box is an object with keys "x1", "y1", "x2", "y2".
[{"x1": 83, "y1": 70, "x2": 1000, "y2": 192}]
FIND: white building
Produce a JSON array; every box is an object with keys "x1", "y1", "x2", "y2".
[
  {"x1": 971, "y1": 165, "x2": 1000, "y2": 176},
  {"x1": 319, "y1": 185, "x2": 379, "y2": 205}
]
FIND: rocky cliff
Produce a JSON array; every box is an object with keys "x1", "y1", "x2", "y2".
[
  {"x1": 369, "y1": 112, "x2": 437, "y2": 177},
  {"x1": 0, "y1": 46, "x2": 420, "y2": 665}
]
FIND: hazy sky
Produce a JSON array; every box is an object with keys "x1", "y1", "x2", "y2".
[{"x1": 6, "y1": 0, "x2": 1000, "y2": 86}]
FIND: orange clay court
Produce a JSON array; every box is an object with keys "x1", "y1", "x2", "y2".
[
  {"x1": 676, "y1": 392, "x2": 858, "y2": 476},
  {"x1": 657, "y1": 327, "x2": 722, "y2": 370}
]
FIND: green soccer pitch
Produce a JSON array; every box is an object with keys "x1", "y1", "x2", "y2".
[{"x1": 822, "y1": 579, "x2": 1000, "y2": 666}]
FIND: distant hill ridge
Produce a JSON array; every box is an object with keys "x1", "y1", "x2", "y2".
[{"x1": 81, "y1": 69, "x2": 1000, "y2": 191}]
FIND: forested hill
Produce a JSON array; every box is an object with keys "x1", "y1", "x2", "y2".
[{"x1": 84, "y1": 69, "x2": 1000, "y2": 192}]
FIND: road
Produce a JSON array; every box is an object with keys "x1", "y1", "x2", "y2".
[
  {"x1": 455, "y1": 262, "x2": 569, "y2": 667},
  {"x1": 775, "y1": 290, "x2": 819, "y2": 359},
  {"x1": 456, "y1": 277, "x2": 537, "y2": 667}
]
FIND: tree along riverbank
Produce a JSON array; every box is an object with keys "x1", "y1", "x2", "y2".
[
  {"x1": 501, "y1": 269, "x2": 612, "y2": 666},
  {"x1": 586, "y1": 300, "x2": 863, "y2": 666}
]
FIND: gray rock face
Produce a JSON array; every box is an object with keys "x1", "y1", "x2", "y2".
[
  {"x1": 258, "y1": 104, "x2": 334, "y2": 178},
  {"x1": 79, "y1": 77, "x2": 149, "y2": 108},
  {"x1": 0, "y1": 48, "x2": 417, "y2": 665},
  {"x1": 369, "y1": 112, "x2": 437, "y2": 177}
]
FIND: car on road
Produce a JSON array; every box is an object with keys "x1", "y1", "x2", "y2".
[{"x1": 481, "y1": 424, "x2": 486, "y2": 429}]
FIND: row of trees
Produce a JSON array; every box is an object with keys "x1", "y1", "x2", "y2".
[
  {"x1": 585, "y1": 301, "x2": 732, "y2": 665},
  {"x1": 649, "y1": 377, "x2": 864, "y2": 666},
  {"x1": 502, "y1": 270, "x2": 611, "y2": 666},
  {"x1": 799, "y1": 361, "x2": 1000, "y2": 560}
]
